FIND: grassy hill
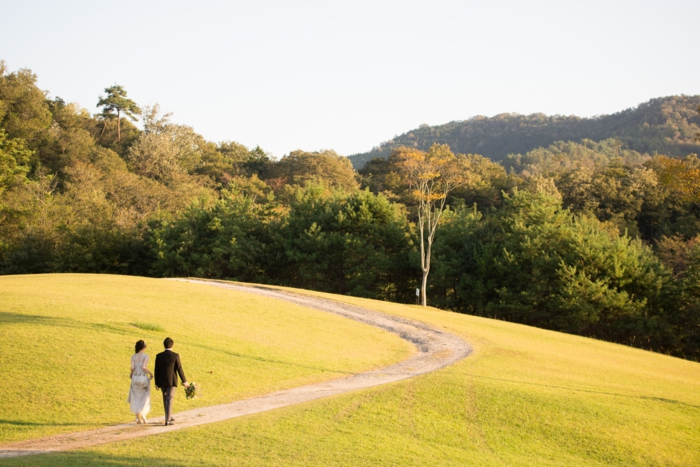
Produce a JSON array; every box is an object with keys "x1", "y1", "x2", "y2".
[
  {"x1": 348, "y1": 95, "x2": 700, "y2": 169},
  {"x1": 0, "y1": 274, "x2": 412, "y2": 443},
  {"x1": 2, "y1": 276, "x2": 700, "y2": 466}
]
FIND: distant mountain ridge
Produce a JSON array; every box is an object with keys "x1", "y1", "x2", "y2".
[{"x1": 348, "y1": 95, "x2": 700, "y2": 169}]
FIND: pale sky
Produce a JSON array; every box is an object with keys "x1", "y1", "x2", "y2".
[{"x1": 2, "y1": 0, "x2": 699, "y2": 158}]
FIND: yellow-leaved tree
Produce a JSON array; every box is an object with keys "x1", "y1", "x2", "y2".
[
  {"x1": 395, "y1": 143, "x2": 469, "y2": 306},
  {"x1": 653, "y1": 154, "x2": 700, "y2": 206}
]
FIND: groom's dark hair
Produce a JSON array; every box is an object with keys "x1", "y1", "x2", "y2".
[{"x1": 163, "y1": 337, "x2": 174, "y2": 349}]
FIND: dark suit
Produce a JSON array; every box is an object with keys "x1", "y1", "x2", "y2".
[
  {"x1": 154, "y1": 349, "x2": 186, "y2": 423},
  {"x1": 154, "y1": 350, "x2": 186, "y2": 388}
]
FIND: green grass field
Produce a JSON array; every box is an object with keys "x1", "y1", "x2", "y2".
[
  {"x1": 2, "y1": 275, "x2": 700, "y2": 466},
  {"x1": 0, "y1": 274, "x2": 413, "y2": 443}
]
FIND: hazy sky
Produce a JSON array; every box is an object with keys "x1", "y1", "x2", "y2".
[{"x1": 2, "y1": 0, "x2": 699, "y2": 158}]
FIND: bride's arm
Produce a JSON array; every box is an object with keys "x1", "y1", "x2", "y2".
[
  {"x1": 143, "y1": 354, "x2": 154, "y2": 379},
  {"x1": 130, "y1": 356, "x2": 135, "y2": 379}
]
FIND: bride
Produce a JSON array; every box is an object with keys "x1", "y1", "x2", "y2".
[{"x1": 128, "y1": 339, "x2": 154, "y2": 424}]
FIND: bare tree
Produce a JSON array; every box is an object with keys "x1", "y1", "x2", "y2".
[{"x1": 396, "y1": 144, "x2": 468, "y2": 306}]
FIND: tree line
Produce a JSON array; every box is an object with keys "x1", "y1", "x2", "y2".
[{"x1": 1, "y1": 61, "x2": 699, "y2": 360}]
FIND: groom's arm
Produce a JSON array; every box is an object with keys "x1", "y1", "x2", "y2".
[{"x1": 175, "y1": 354, "x2": 187, "y2": 385}]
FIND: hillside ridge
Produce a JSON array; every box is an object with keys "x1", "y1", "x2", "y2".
[{"x1": 348, "y1": 95, "x2": 700, "y2": 169}]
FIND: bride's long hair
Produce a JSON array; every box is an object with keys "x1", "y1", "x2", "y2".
[{"x1": 134, "y1": 340, "x2": 147, "y2": 354}]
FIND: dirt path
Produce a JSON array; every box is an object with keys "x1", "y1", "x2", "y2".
[{"x1": 0, "y1": 280, "x2": 471, "y2": 459}]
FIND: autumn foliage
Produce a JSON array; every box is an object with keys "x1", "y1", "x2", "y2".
[{"x1": 2, "y1": 61, "x2": 700, "y2": 360}]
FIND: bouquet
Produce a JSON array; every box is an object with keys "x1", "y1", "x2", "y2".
[{"x1": 184, "y1": 382, "x2": 198, "y2": 399}]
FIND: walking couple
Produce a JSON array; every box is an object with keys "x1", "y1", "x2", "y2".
[{"x1": 128, "y1": 337, "x2": 189, "y2": 426}]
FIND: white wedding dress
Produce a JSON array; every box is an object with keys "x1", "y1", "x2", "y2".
[{"x1": 127, "y1": 353, "x2": 151, "y2": 420}]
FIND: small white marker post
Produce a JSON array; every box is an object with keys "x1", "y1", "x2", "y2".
[{"x1": 415, "y1": 288, "x2": 420, "y2": 305}]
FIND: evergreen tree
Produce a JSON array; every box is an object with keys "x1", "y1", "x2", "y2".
[{"x1": 96, "y1": 84, "x2": 141, "y2": 143}]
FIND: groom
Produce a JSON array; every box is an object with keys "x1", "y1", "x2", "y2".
[{"x1": 154, "y1": 337, "x2": 189, "y2": 426}]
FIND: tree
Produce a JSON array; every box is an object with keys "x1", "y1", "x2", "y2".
[
  {"x1": 503, "y1": 138, "x2": 650, "y2": 176},
  {"x1": 455, "y1": 188, "x2": 673, "y2": 352},
  {"x1": 427, "y1": 204, "x2": 482, "y2": 309},
  {"x1": 653, "y1": 155, "x2": 700, "y2": 206},
  {"x1": 127, "y1": 105, "x2": 204, "y2": 181},
  {"x1": 395, "y1": 143, "x2": 468, "y2": 306},
  {"x1": 244, "y1": 145, "x2": 273, "y2": 177},
  {"x1": 266, "y1": 149, "x2": 358, "y2": 192},
  {"x1": 40, "y1": 98, "x2": 97, "y2": 172},
  {"x1": 0, "y1": 61, "x2": 52, "y2": 147},
  {"x1": 0, "y1": 130, "x2": 32, "y2": 251},
  {"x1": 148, "y1": 187, "x2": 281, "y2": 281},
  {"x1": 0, "y1": 130, "x2": 32, "y2": 194},
  {"x1": 674, "y1": 243, "x2": 700, "y2": 359},
  {"x1": 281, "y1": 185, "x2": 414, "y2": 300},
  {"x1": 96, "y1": 85, "x2": 141, "y2": 143},
  {"x1": 557, "y1": 162, "x2": 658, "y2": 238},
  {"x1": 655, "y1": 234, "x2": 700, "y2": 278}
]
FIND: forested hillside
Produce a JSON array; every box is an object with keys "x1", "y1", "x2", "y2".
[
  {"x1": 2, "y1": 60, "x2": 700, "y2": 361},
  {"x1": 349, "y1": 96, "x2": 700, "y2": 169}
]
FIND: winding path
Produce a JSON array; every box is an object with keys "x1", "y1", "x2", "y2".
[{"x1": 0, "y1": 279, "x2": 471, "y2": 459}]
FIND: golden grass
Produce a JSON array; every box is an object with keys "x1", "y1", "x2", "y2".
[
  {"x1": 0, "y1": 274, "x2": 413, "y2": 443},
  {"x1": 1, "y1": 277, "x2": 699, "y2": 466}
]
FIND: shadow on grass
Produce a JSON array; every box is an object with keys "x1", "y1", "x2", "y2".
[
  {"x1": 0, "y1": 313, "x2": 71, "y2": 326},
  {"x1": 0, "y1": 313, "x2": 143, "y2": 338},
  {"x1": 0, "y1": 451, "x2": 210, "y2": 467},
  {"x1": 88, "y1": 322, "x2": 146, "y2": 336}
]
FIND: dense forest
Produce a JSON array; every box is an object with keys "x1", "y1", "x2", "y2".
[
  {"x1": 349, "y1": 96, "x2": 700, "y2": 169},
  {"x1": 2, "y1": 60, "x2": 699, "y2": 361}
]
